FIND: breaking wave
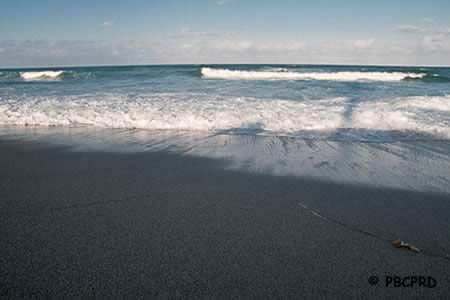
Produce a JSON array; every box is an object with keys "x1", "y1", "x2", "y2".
[
  {"x1": 19, "y1": 71, "x2": 65, "y2": 81},
  {"x1": 1, "y1": 67, "x2": 447, "y2": 83},
  {"x1": 0, "y1": 93, "x2": 347, "y2": 134},
  {"x1": 0, "y1": 93, "x2": 449, "y2": 140},
  {"x1": 201, "y1": 67, "x2": 426, "y2": 81},
  {"x1": 0, "y1": 70, "x2": 97, "y2": 82},
  {"x1": 352, "y1": 95, "x2": 450, "y2": 138}
]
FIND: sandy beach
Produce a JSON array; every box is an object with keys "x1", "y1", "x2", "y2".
[
  {"x1": 2, "y1": 0, "x2": 450, "y2": 298},
  {"x1": 1, "y1": 139, "x2": 449, "y2": 299}
]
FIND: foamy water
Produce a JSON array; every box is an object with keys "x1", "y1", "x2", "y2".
[
  {"x1": 352, "y1": 95, "x2": 450, "y2": 138},
  {"x1": 1, "y1": 64, "x2": 449, "y2": 192},
  {"x1": 19, "y1": 71, "x2": 64, "y2": 80},
  {"x1": 0, "y1": 93, "x2": 347, "y2": 133},
  {"x1": 201, "y1": 67, "x2": 426, "y2": 81},
  {"x1": 0, "y1": 64, "x2": 449, "y2": 141}
]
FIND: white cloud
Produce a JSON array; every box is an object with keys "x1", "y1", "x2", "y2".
[
  {"x1": 181, "y1": 43, "x2": 193, "y2": 49},
  {"x1": 2, "y1": 26, "x2": 450, "y2": 67},
  {"x1": 395, "y1": 24, "x2": 450, "y2": 36},
  {"x1": 216, "y1": 0, "x2": 232, "y2": 5},
  {"x1": 168, "y1": 27, "x2": 221, "y2": 39},
  {"x1": 387, "y1": 45, "x2": 413, "y2": 56},
  {"x1": 352, "y1": 39, "x2": 375, "y2": 49},
  {"x1": 214, "y1": 40, "x2": 253, "y2": 51},
  {"x1": 0, "y1": 40, "x2": 158, "y2": 67},
  {"x1": 255, "y1": 42, "x2": 305, "y2": 52},
  {"x1": 101, "y1": 21, "x2": 113, "y2": 27},
  {"x1": 420, "y1": 34, "x2": 450, "y2": 52},
  {"x1": 395, "y1": 25, "x2": 424, "y2": 34},
  {"x1": 168, "y1": 28, "x2": 305, "y2": 54}
]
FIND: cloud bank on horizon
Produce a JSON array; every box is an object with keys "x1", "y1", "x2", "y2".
[{"x1": 0, "y1": 0, "x2": 449, "y2": 67}]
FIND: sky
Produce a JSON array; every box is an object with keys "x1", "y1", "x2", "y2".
[{"x1": 1, "y1": 0, "x2": 450, "y2": 67}]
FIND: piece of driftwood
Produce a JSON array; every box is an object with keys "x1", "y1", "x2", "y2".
[{"x1": 392, "y1": 240, "x2": 420, "y2": 253}]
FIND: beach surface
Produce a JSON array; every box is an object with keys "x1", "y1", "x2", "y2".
[{"x1": 1, "y1": 139, "x2": 449, "y2": 299}]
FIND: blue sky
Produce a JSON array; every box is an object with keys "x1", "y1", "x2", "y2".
[{"x1": 1, "y1": 0, "x2": 450, "y2": 66}]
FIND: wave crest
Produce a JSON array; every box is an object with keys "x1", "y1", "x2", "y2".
[
  {"x1": 0, "y1": 93, "x2": 449, "y2": 139},
  {"x1": 353, "y1": 95, "x2": 450, "y2": 137},
  {"x1": 201, "y1": 67, "x2": 426, "y2": 81},
  {"x1": 19, "y1": 71, "x2": 65, "y2": 81},
  {"x1": 0, "y1": 93, "x2": 347, "y2": 134}
]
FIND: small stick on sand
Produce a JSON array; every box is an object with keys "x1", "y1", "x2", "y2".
[{"x1": 392, "y1": 240, "x2": 420, "y2": 253}]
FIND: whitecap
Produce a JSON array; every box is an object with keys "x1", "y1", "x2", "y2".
[
  {"x1": 201, "y1": 67, "x2": 425, "y2": 81},
  {"x1": 19, "y1": 71, "x2": 64, "y2": 81}
]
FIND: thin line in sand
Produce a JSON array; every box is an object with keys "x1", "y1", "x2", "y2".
[{"x1": 298, "y1": 201, "x2": 450, "y2": 262}]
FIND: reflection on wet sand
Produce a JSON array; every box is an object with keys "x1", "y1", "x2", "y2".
[{"x1": 0, "y1": 126, "x2": 449, "y2": 193}]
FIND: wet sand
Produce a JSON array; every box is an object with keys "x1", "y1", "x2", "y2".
[{"x1": 0, "y1": 139, "x2": 449, "y2": 299}]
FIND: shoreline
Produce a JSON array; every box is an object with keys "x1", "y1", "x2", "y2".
[
  {"x1": 0, "y1": 127, "x2": 449, "y2": 194},
  {"x1": 1, "y1": 138, "x2": 449, "y2": 298}
]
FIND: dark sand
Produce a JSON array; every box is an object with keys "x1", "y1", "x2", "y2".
[{"x1": 1, "y1": 139, "x2": 449, "y2": 299}]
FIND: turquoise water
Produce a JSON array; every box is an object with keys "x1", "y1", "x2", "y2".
[{"x1": 0, "y1": 64, "x2": 449, "y2": 142}]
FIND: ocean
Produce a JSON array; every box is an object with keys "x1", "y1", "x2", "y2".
[{"x1": 0, "y1": 64, "x2": 449, "y2": 192}]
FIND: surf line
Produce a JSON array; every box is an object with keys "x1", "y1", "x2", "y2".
[{"x1": 298, "y1": 202, "x2": 450, "y2": 262}]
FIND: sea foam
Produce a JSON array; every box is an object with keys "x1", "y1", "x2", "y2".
[
  {"x1": 352, "y1": 95, "x2": 450, "y2": 138},
  {"x1": 19, "y1": 71, "x2": 64, "y2": 80},
  {"x1": 201, "y1": 67, "x2": 426, "y2": 81},
  {"x1": 0, "y1": 93, "x2": 449, "y2": 139},
  {"x1": 0, "y1": 93, "x2": 347, "y2": 134}
]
